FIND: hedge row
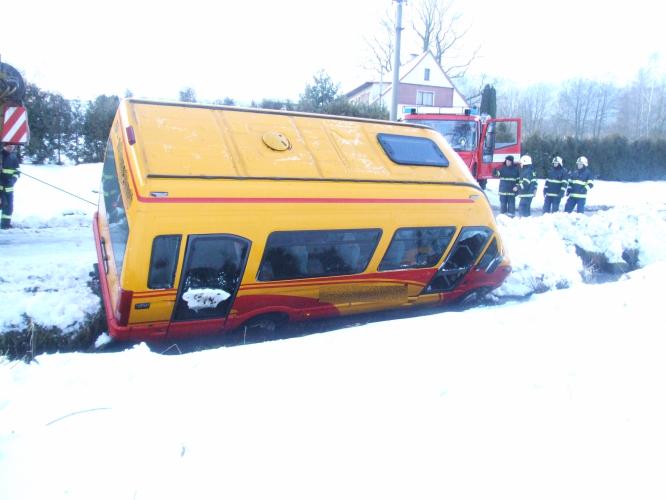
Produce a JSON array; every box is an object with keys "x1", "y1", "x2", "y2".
[{"x1": 521, "y1": 135, "x2": 666, "y2": 181}]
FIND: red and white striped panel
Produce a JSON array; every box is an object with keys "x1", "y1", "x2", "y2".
[{"x1": 1, "y1": 106, "x2": 30, "y2": 144}]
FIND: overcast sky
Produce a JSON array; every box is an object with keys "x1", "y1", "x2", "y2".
[{"x1": 1, "y1": 0, "x2": 663, "y2": 103}]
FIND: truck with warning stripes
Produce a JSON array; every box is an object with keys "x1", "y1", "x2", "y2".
[{"x1": 0, "y1": 61, "x2": 30, "y2": 145}]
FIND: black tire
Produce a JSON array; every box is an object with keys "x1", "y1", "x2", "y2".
[
  {"x1": 478, "y1": 178, "x2": 488, "y2": 190},
  {"x1": 455, "y1": 287, "x2": 492, "y2": 308},
  {"x1": 242, "y1": 313, "x2": 288, "y2": 336}
]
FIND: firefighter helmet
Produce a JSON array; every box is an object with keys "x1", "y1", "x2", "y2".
[
  {"x1": 552, "y1": 156, "x2": 563, "y2": 166},
  {"x1": 576, "y1": 156, "x2": 588, "y2": 167},
  {"x1": 519, "y1": 154, "x2": 532, "y2": 166}
]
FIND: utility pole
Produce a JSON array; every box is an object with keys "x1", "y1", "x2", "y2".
[{"x1": 390, "y1": 0, "x2": 404, "y2": 121}]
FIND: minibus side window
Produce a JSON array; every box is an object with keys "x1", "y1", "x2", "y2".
[
  {"x1": 379, "y1": 227, "x2": 455, "y2": 271},
  {"x1": 148, "y1": 235, "x2": 181, "y2": 289},
  {"x1": 425, "y1": 227, "x2": 492, "y2": 293},
  {"x1": 377, "y1": 133, "x2": 449, "y2": 167},
  {"x1": 476, "y1": 238, "x2": 501, "y2": 274},
  {"x1": 101, "y1": 140, "x2": 129, "y2": 277},
  {"x1": 258, "y1": 229, "x2": 382, "y2": 281}
]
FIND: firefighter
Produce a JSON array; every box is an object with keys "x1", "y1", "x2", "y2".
[
  {"x1": 564, "y1": 156, "x2": 594, "y2": 214},
  {"x1": 516, "y1": 154, "x2": 537, "y2": 217},
  {"x1": 493, "y1": 155, "x2": 519, "y2": 217},
  {"x1": 1, "y1": 144, "x2": 20, "y2": 229},
  {"x1": 543, "y1": 156, "x2": 568, "y2": 213}
]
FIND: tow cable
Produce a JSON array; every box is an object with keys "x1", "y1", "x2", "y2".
[{"x1": 19, "y1": 170, "x2": 97, "y2": 206}]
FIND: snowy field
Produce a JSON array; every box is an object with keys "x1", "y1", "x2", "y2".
[{"x1": 2, "y1": 165, "x2": 666, "y2": 499}]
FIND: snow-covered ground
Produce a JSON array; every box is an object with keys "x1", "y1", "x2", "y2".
[
  {"x1": 0, "y1": 165, "x2": 101, "y2": 333},
  {"x1": 2, "y1": 165, "x2": 666, "y2": 499}
]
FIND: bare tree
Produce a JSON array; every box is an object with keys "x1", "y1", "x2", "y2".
[
  {"x1": 364, "y1": 10, "x2": 396, "y2": 76},
  {"x1": 517, "y1": 84, "x2": 554, "y2": 136},
  {"x1": 495, "y1": 83, "x2": 521, "y2": 119},
  {"x1": 556, "y1": 79, "x2": 598, "y2": 138},
  {"x1": 589, "y1": 83, "x2": 617, "y2": 138},
  {"x1": 412, "y1": 0, "x2": 480, "y2": 79}
]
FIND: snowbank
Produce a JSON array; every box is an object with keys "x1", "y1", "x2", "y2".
[
  {"x1": 2, "y1": 263, "x2": 666, "y2": 500},
  {"x1": 495, "y1": 205, "x2": 666, "y2": 297},
  {"x1": 0, "y1": 227, "x2": 100, "y2": 333}
]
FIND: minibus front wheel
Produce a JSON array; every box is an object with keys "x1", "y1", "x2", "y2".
[{"x1": 455, "y1": 286, "x2": 492, "y2": 308}]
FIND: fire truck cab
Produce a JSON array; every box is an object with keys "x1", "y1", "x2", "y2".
[{"x1": 404, "y1": 107, "x2": 521, "y2": 189}]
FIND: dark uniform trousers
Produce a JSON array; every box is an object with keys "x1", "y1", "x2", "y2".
[
  {"x1": 1, "y1": 151, "x2": 19, "y2": 228},
  {"x1": 543, "y1": 196, "x2": 563, "y2": 213},
  {"x1": 564, "y1": 169, "x2": 594, "y2": 214},
  {"x1": 517, "y1": 165, "x2": 537, "y2": 217}
]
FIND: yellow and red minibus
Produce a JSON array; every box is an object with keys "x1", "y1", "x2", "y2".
[{"x1": 93, "y1": 99, "x2": 510, "y2": 341}]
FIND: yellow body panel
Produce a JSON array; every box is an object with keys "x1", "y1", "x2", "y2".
[{"x1": 95, "y1": 99, "x2": 508, "y2": 337}]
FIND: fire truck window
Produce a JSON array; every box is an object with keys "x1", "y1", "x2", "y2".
[
  {"x1": 377, "y1": 133, "x2": 449, "y2": 167},
  {"x1": 495, "y1": 121, "x2": 518, "y2": 149},
  {"x1": 407, "y1": 120, "x2": 478, "y2": 152},
  {"x1": 425, "y1": 227, "x2": 492, "y2": 293},
  {"x1": 148, "y1": 235, "x2": 181, "y2": 289},
  {"x1": 258, "y1": 229, "x2": 382, "y2": 281},
  {"x1": 379, "y1": 227, "x2": 456, "y2": 271}
]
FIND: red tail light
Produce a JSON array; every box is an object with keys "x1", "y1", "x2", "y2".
[
  {"x1": 116, "y1": 289, "x2": 133, "y2": 326},
  {"x1": 126, "y1": 125, "x2": 136, "y2": 145}
]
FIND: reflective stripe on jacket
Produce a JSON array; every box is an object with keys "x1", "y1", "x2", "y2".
[
  {"x1": 517, "y1": 164, "x2": 537, "y2": 198},
  {"x1": 494, "y1": 163, "x2": 520, "y2": 196},
  {"x1": 544, "y1": 166, "x2": 568, "y2": 197},
  {"x1": 567, "y1": 167, "x2": 594, "y2": 198}
]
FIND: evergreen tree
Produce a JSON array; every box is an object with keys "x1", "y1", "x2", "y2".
[
  {"x1": 81, "y1": 95, "x2": 120, "y2": 163},
  {"x1": 322, "y1": 98, "x2": 389, "y2": 120},
  {"x1": 260, "y1": 99, "x2": 297, "y2": 111},
  {"x1": 22, "y1": 83, "x2": 77, "y2": 164},
  {"x1": 298, "y1": 71, "x2": 339, "y2": 113},
  {"x1": 47, "y1": 93, "x2": 74, "y2": 165},
  {"x1": 179, "y1": 87, "x2": 197, "y2": 103},
  {"x1": 480, "y1": 84, "x2": 497, "y2": 117},
  {"x1": 22, "y1": 83, "x2": 52, "y2": 163}
]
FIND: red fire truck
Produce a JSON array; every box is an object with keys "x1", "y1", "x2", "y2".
[{"x1": 404, "y1": 108, "x2": 521, "y2": 189}]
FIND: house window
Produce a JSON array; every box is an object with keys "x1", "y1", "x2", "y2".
[
  {"x1": 416, "y1": 91, "x2": 434, "y2": 106},
  {"x1": 424, "y1": 68, "x2": 431, "y2": 81}
]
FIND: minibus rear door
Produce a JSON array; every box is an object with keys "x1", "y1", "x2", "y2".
[{"x1": 168, "y1": 234, "x2": 250, "y2": 337}]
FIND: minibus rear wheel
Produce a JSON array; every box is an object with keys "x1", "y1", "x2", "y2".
[{"x1": 242, "y1": 313, "x2": 289, "y2": 335}]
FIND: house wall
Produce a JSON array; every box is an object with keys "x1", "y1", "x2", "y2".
[{"x1": 397, "y1": 83, "x2": 454, "y2": 107}]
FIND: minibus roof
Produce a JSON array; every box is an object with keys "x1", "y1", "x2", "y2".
[{"x1": 119, "y1": 99, "x2": 475, "y2": 198}]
